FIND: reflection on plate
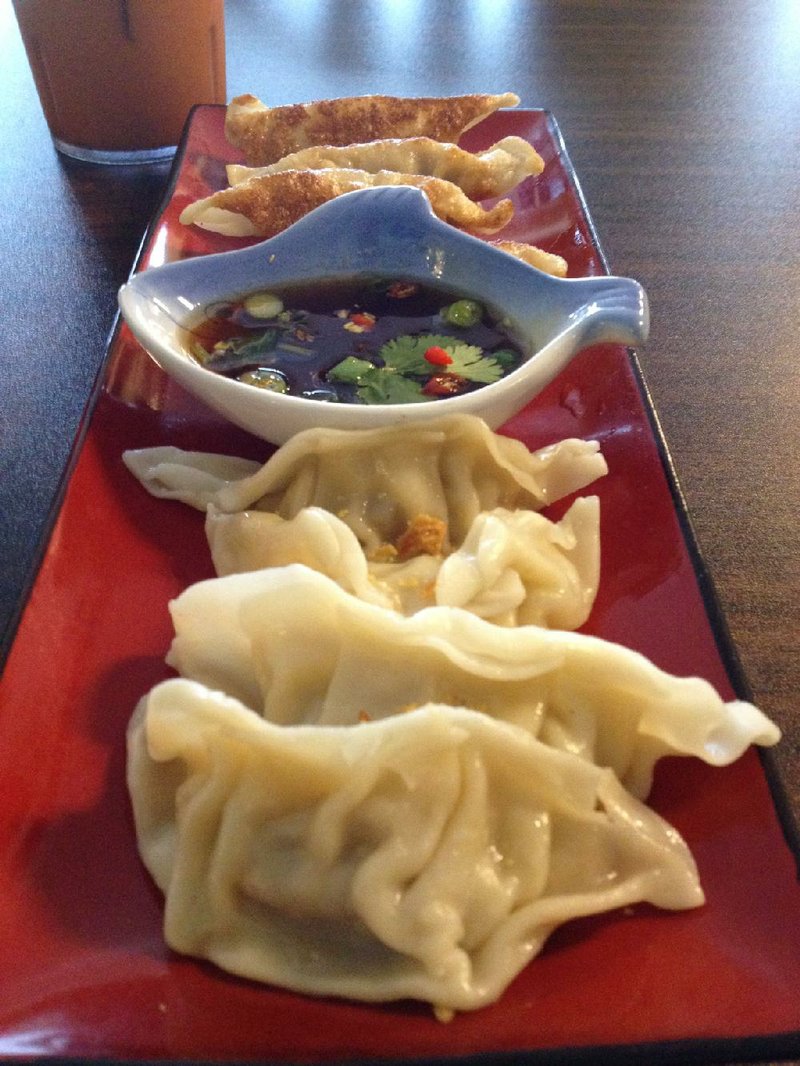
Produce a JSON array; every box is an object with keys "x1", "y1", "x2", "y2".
[{"x1": 0, "y1": 105, "x2": 798, "y2": 1065}]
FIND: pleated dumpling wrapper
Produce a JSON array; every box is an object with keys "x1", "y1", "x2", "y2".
[
  {"x1": 122, "y1": 414, "x2": 609, "y2": 555},
  {"x1": 225, "y1": 91, "x2": 520, "y2": 166},
  {"x1": 225, "y1": 135, "x2": 544, "y2": 202},
  {"x1": 179, "y1": 167, "x2": 516, "y2": 238},
  {"x1": 128, "y1": 679, "x2": 704, "y2": 1016},
  {"x1": 165, "y1": 564, "x2": 780, "y2": 801},
  {"x1": 123, "y1": 416, "x2": 606, "y2": 627},
  {"x1": 204, "y1": 498, "x2": 600, "y2": 628}
]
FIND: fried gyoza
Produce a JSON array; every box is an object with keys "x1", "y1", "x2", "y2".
[
  {"x1": 226, "y1": 135, "x2": 543, "y2": 202},
  {"x1": 225, "y1": 92, "x2": 521, "y2": 166},
  {"x1": 491, "y1": 239, "x2": 569, "y2": 277},
  {"x1": 179, "y1": 168, "x2": 514, "y2": 238}
]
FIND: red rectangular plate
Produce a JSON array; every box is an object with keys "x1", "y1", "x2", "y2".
[{"x1": 1, "y1": 106, "x2": 798, "y2": 1065}]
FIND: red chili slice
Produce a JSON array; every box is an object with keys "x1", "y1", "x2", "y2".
[
  {"x1": 422, "y1": 373, "x2": 466, "y2": 396},
  {"x1": 424, "y1": 346, "x2": 453, "y2": 366}
]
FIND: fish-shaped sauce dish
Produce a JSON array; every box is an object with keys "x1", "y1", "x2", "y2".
[{"x1": 118, "y1": 185, "x2": 649, "y2": 445}]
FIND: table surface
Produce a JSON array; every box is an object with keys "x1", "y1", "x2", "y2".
[{"x1": 1, "y1": 2, "x2": 798, "y2": 1063}]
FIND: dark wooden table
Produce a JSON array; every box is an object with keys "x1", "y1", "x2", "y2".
[{"x1": 1, "y1": 1, "x2": 798, "y2": 1063}]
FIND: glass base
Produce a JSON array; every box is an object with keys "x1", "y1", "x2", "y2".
[{"x1": 52, "y1": 137, "x2": 177, "y2": 166}]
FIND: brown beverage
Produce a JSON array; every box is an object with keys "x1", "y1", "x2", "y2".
[{"x1": 12, "y1": 0, "x2": 226, "y2": 163}]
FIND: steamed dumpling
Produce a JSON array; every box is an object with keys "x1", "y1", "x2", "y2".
[
  {"x1": 205, "y1": 497, "x2": 600, "y2": 628},
  {"x1": 226, "y1": 135, "x2": 544, "y2": 201},
  {"x1": 128, "y1": 678, "x2": 704, "y2": 1014},
  {"x1": 123, "y1": 415, "x2": 608, "y2": 555},
  {"x1": 225, "y1": 91, "x2": 521, "y2": 166},
  {"x1": 206, "y1": 504, "x2": 401, "y2": 609},
  {"x1": 179, "y1": 168, "x2": 515, "y2": 238},
  {"x1": 123, "y1": 446, "x2": 261, "y2": 510},
  {"x1": 432, "y1": 497, "x2": 599, "y2": 627},
  {"x1": 164, "y1": 564, "x2": 780, "y2": 799},
  {"x1": 124, "y1": 417, "x2": 603, "y2": 627}
]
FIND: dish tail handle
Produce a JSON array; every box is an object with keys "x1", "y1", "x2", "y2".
[{"x1": 576, "y1": 276, "x2": 650, "y2": 348}]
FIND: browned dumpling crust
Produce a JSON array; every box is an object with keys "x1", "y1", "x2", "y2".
[
  {"x1": 181, "y1": 169, "x2": 354, "y2": 237},
  {"x1": 179, "y1": 168, "x2": 515, "y2": 238},
  {"x1": 491, "y1": 240, "x2": 569, "y2": 277},
  {"x1": 226, "y1": 92, "x2": 520, "y2": 166},
  {"x1": 226, "y1": 136, "x2": 544, "y2": 203}
]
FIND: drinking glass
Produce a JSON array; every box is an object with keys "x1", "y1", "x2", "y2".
[{"x1": 12, "y1": 0, "x2": 226, "y2": 164}]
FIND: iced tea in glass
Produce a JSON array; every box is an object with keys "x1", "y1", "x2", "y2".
[{"x1": 12, "y1": 0, "x2": 226, "y2": 164}]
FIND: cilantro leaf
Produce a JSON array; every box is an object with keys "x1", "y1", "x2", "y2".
[
  {"x1": 379, "y1": 333, "x2": 458, "y2": 374},
  {"x1": 445, "y1": 344, "x2": 505, "y2": 383},
  {"x1": 379, "y1": 333, "x2": 507, "y2": 385},
  {"x1": 200, "y1": 328, "x2": 283, "y2": 373},
  {"x1": 232, "y1": 328, "x2": 281, "y2": 361},
  {"x1": 491, "y1": 348, "x2": 522, "y2": 369},
  {"x1": 328, "y1": 354, "x2": 427, "y2": 403},
  {"x1": 356, "y1": 368, "x2": 426, "y2": 404}
]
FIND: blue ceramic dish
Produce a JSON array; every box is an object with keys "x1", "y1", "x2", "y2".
[{"x1": 118, "y1": 185, "x2": 649, "y2": 445}]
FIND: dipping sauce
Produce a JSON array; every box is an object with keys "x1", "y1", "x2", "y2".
[{"x1": 185, "y1": 277, "x2": 525, "y2": 404}]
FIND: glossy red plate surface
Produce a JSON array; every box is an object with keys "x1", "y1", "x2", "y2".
[{"x1": 1, "y1": 107, "x2": 798, "y2": 1065}]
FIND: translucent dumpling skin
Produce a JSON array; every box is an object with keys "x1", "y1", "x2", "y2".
[
  {"x1": 128, "y1": 679, "x2": 704, "y2": 1014},
  {"x1": 204, "y1": 497, "x2": 601, "y2": 628},
  {"x1": 164, "y1": 564, "x2": 780, "y2": 798},
  {"x1": 123, "y1": 415, "x2": 609, "y2": 552},
  {"x1": 122, "y1": 413, "x2": 781, "y2": 1017}
]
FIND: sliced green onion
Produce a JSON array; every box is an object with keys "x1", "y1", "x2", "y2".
[
  {"x1": 238, "y1": 368, "x2": 289, "y2": 392},
  {"x1": 243, "y1": 291, "x2": 284, "y2": 319},
  {"x1": 442, "y1": 299, "x2": 483, "y2": 328}
]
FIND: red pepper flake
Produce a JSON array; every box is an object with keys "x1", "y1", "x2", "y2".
[
  {"x1": 423, "y1": 373, "x2": 466, "y2": 397},
  {"x1": 349, "y1": 312, "x2": 376, "y2": 330},
  {"x1": 387, "y1": 281, "x2": 419, "y2": 298},
  {"x1": 424, "y1": 345, "x2": 453, "y2": 366}
]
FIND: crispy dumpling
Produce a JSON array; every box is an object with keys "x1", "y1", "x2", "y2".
[
  {"x1": 122, "y1": 415, "x2": 608, "y2": 554},
  {"x1": 491, "y1": 239, "x2": 569, "y2": 278},
  {"x1": 225, "y1": 92, "x2": 521, "y2": 166},
  {"x1": 179, "y1": 167, "x2": 514, "y2": 237},
  {"x1": 128, "y1": 678, "x2": 704, "y2": 1013},
  {"x1": 164, "y1": 564, "x2": 780, "y2": 799},
  {"x1": 226, "y1": 135, "x2": 544, "y2": 201}
]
